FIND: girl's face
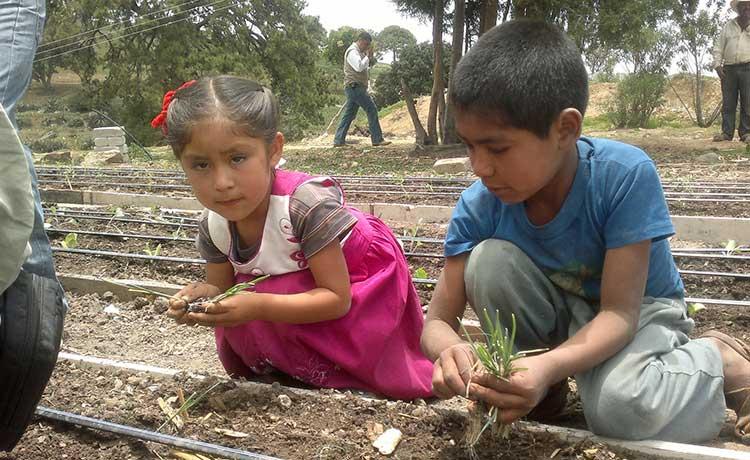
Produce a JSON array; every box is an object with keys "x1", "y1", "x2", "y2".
[{"x1": 180, "y1": 118, "x2": 283, "y2": 224}]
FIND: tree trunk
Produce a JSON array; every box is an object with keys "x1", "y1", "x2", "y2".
[
  {"x1": 401, "y1": 78, "x2": 429, "y2": 145},
  {"x1": 443, "y1": 0, "x2": 465, "y2": 145},
  {"x1": 479, "y1": 0, "x2": 498, "y2": 36},
  {"x1": 694, "y1": 54, "x2": 705, "y2": 127},
  {"x1": 427, "y1": 0, "x2": 445, "y2": 145}
]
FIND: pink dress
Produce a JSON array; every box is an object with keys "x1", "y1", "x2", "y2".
[{"x1": 208, "y1": 170, "x2": 433, "y2": 399}]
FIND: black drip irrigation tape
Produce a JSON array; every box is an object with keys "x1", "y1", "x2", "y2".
[
  {"x1": 47, "y1": 213, "x2": 199, "y2": 228},
  {"x1": 52, "y1": 247, "x2": 205, "y2": 265},
  {"x1": 36, "y1": 406, "x2": 282, "y2": 460},
  {"x1": 47, "y1": 228, "x2": 195, "y2": 243}
]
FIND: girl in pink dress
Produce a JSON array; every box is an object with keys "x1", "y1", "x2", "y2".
[{"x1": 152, "y1": 76, "x2": 432, "y2": 399}]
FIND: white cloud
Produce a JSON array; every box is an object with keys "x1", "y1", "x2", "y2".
[{"x1": 303, "y1": 0, "x2": 435, "y2": 43}]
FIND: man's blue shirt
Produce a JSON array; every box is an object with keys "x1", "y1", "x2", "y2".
[{"x1": 445, "y1": 137, "x2": 684, "y2": 301}]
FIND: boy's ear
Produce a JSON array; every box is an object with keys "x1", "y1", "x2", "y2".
[
  {"x1": 268, "y1": 132, "x2": 284, "y2": 167},
  {"x1": 556, "y1": 108, "x2": 583, "y2": 145}
]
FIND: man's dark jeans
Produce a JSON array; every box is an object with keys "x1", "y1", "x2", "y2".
[
  {"x1": 721, "y1": 63, "x2": 750, "y2": 139},
  {"x1": 334, "y1": 83, "x2": 385, "y2": 145}
]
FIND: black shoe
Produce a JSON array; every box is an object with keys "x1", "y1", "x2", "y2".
[
  {"x1": 372, "y1": 140, "x2": 392, "y2": 147},
  {"x1": 333, "y1": 143, "x2": 347, "y2": 148},
  {"x1": 713, "y1": 133, "x2": 732, "y2": 142}
]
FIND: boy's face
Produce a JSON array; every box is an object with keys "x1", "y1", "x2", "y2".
[{"x1": 455, "y1": 109, "x2": 576, "y2": 206}]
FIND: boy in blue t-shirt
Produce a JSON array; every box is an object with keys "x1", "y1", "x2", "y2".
[{"x1": 421, "y1": 19, "x2": 750, "y2": 443}]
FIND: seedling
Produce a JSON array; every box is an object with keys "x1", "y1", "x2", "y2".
[
  {"x1": 723, "y1": 239, "x2": 749, "y2": 256},
  {"x1": 157, "y1": 380, "x2": 223, "y2": 432},
  {"x1": 61, "y1": 232, "x2": 78, "y2": 249},
  {"x1": 688, "y1": 302, "x2": 706, "y2": 317},
  {"x1": 116, "y1": 275, "x2": 270, "y2": 314},
  {"x1": 413, "y1": 267, "x2": 428, "y2": 280},
  {"x1": 144, "y1": 243, "x2": 162, "y2": 257},
  {"x1": 459, "y1": 309, "x2": 546, "y2": 454}
]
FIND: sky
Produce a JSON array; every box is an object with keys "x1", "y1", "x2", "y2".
[{"x1": 302, "y1": 0, "x2": 434, "y2": 43}]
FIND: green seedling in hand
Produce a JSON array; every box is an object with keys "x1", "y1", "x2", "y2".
[
  {"x1": 688, "y1": 302, "x2": 706, "y2": 317},
  {"x1": 459, "y1": 309, "x2": 546, "y2": 453},
  {"x1": 115, "y1": 275, "x2": 270, "y2": 314}
]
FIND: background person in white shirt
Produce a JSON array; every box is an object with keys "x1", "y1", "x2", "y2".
[
  {"x1": 333, "y1": 31, "x2": 391, "y2": 147},
  {"x1": 713, "y1": 0, "x2": 750, "y2": 142}
]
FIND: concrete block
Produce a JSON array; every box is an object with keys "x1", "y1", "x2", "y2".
[
  {"x1": 371, "y1": 203, "x2": 453, "y2": 224},
  {"x1": 94, "y1": 136, "x2": 126, "y2": 147},
  {"x1": 672, "y1": 215, "x2": 750, "y2": 245},
  {"x1": 93, "y1": 126, "x2": 124, "y2": 137},
  {"x1": 433, "y1": 157, "x2": 472, "y2": 174}
]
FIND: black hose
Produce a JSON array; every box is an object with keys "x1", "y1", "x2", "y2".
[{"x1": 36, "y1": 406, "x2": 281, "y2": 460}]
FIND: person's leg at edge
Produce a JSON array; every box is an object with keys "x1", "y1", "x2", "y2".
[
  {"x1": 351, "y1": 85, "x2": 386, "y2": 145},
  {"x1": 738, "y1": 64, "x2": 750, "y2": 140},
  {"x1": 575, "y1": 298, "x2": 725, "y2": 442},
  {"x1": 0, "y1": 0, "x2": 58, "y2": 280},
  {"x1": 333, "y1": 86, "x2": 360, "y2": 146},
  {"x1": 722, "y1": 65, "x2": 740, "y2": 140}
]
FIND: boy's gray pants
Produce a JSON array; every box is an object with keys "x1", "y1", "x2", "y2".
[{"x1": 464, "y1": 239, "x2": 726, "y2": 442}]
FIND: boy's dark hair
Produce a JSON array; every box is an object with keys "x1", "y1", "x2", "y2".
[
  {"x1": 165, "y1": 75, "x2": 279, "y2": 157},
  {"x1": 357, "y1": 31, "x2": 372, "y2": 43},
  {"x1": 450, "y1": 19, "x2": 588, "y2": 139}
]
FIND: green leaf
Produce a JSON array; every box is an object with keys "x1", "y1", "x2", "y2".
[
  {"x1": 61, "y1": 232, "x2": 78, "y2": 249},
  {"x1": 413, "y1": 267, "x2": 428, "y2": 279}
]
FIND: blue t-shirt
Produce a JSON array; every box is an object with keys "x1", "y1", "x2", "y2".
[{"x1": 445, "y1": 137, "x2": 684, "y2": 301}]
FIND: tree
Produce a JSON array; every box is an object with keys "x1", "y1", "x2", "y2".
[
  {"x1": 378, "y1": 25, "x2": 417, "y2": 62},
  {"x1": 36, "y1": 0, "x2": 332, "y2": 144},
  {"x1": 374, "y1": 42, "x2": 448, "y2": 108},
  {"x1": 443, "y1": 0, "x2": 465, "y2": 144},
  {"x1": 479, "y1": 0, "x2": 498, "y2": 35},
  {"x1": 673, "y1": 0, "x2": 724, "y2": 127},
  {"x1": 322, "y1": 26, "x2": 360, "y2": 66},
  {"x1": 426, "y1": 0, "x2": 447, "y2": 145}
]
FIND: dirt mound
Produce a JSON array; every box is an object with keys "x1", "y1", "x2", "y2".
[{"x1": 380, "y1": 77, "x2": 723, "y2": 137}]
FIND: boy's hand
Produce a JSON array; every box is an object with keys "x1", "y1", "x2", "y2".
[
  {"x1": 432, "y1": 343, "x2": 477, "y2": 399},
  {"x1": 468, "y1": 355, "x2": 553, "y2": 424},
  {"x1": 167, "y1": 282, "x2": 221, "y2": 324},
  {"x1": 187, "y1": 292, "x2": 259, "y2": 328}
]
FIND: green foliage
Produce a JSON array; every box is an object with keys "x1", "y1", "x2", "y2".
[
  {"x1": 61, "y1": 233, "x2": 78, "y2": 249},
  {"x1": 687, "y1": 302, "x2": 706, "y2": 317},
  {"x1": 323, "y1": 26, "x2": 362, "y2": 67},
  {"x1": 28, "y1": 136, "x2": 66, "y2": 153},
  {"x1": 413, "y1": 267, "x2": 429, "y2": 279},
  {"x1": 373, "y1": 42, "x2": 450, "y2": 108},
  {"x1": 607, "y1": 72, "x2": 668, "y2": 128},
  {"x1": 36, "y1": 0, "x2": 332, "y2": 144},
  {"x1": 378, "y1": 25, "x2": 417, "y2": 62}
]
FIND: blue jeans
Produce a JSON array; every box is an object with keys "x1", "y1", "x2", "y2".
[
  {"x1": 334, "y1": 84, "x2": 385, "y2": 145},
  {"x1": 0, "y1": 0, "x2": 57, "y2": 279},
  {"x1": 721, "y1": 63, "x2": 750, "y2": 139}
]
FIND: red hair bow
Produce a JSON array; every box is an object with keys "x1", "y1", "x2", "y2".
[{"x1": 150, "y1": 80, "x2": 197, "y2": 133}]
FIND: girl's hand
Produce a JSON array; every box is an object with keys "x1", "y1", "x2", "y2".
[
  {"x1": 432, "y1": 343, "x2": 478, "y2": 399},
  {"x1": 467, "y1": 355, "x2": 554, "y2": 424},
  {"x1": 167, "y1": 282, "x2": 221, "y2": 324},
  {"x1": 187, "y1": 292, "x2": 259, "y2": 328}
]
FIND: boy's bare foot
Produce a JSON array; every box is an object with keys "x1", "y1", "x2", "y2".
[{"x1": 702, "y1": 330, "x2": 750, "y2": 443}]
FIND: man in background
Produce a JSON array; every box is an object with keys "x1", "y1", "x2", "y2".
[
  {"x1": 713, "y1": 0, "x2": 750, "y2": 142},
  {"x1": 334, "y1": 31, "x2": 391, "y2": 148}
]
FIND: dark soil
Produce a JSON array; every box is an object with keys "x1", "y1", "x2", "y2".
[{"x1": 1, "y1": 361, "x2": 638, "y2": 460}]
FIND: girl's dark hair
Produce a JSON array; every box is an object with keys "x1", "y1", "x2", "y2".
[{"x1": 165, "y1": 75, "x2": 279, "y2": 157}]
